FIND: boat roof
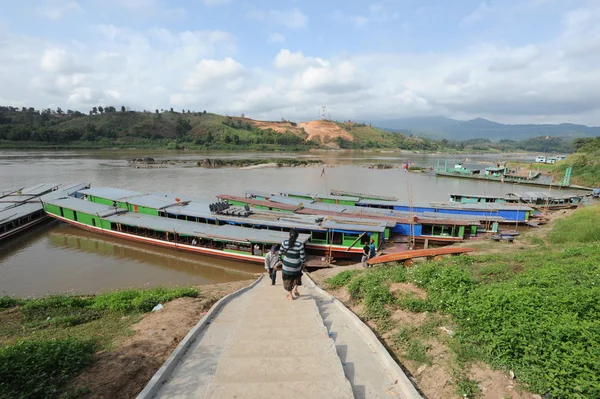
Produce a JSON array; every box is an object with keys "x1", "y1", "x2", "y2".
[
  {"x1": 279, "y1": 190, "x2": 361, "y2": 202},
  {"x1": 170, "y1": 198, "x2": 394, "y2": 231},
  {"x1": 79, "y1": 187, "x2": 146, "y2": 200},
  {"x1": 321, "y1": 220, "x2": 387, "y2": 233},
  {"x1": 165, "y1": 203, "x2": 327, "y2": 231},
  {"x1": 19, "y1": 183, "x2": 59, "y2": 196},
  {"x1": 485, "y1": 167, "x2": 505, "y2": 171},
  {"x1": 42, "y1": 182, "x2": 91, "y2": 200},
  {"x1": 245, "y1": 189, "x2": 274, "y2": 198},
  {"x1": 0, "y1": 202, "x2": 44, "y2": 224},
  {"x1": 79, "y1": 187, "x2": 181, "y2": 210},
  {"x1": 507, "y1": 192, "x2": 583, "y2": 201},
  {"x1": 330, "y1": 189, "x2": 398, "y2": 201},
  {"x1": 103, "y1": 212, "x2": 309, "y2": 244},
  {"x1": 43, "y1": 197, "x2": 124, "y2": 218},
  {"x1": 268, "y1": 196, "x2": 487, "y2": 225},
  {"x1": 359, "y1": 198, "x2": 532, "y2": 212},
  {"x1": 449, "y1": 193, "x2": 507, "y2": 199}
]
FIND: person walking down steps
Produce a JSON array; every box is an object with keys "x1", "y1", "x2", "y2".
[
  {"x1": 264, "y1": 245, "x2": 280, "y2": 286},
  {"x1": 279, "y1": 228, "x2": 306, "y2": 301},
  {"x1": 362, "y1": 243, "x2": 370, "y2": 268}
]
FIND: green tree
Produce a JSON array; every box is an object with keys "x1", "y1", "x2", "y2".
[
  {"x1": 121, "y1": 105, "x2": 126, "y2": 112},
  {"x1": 56, "y1": 107, "x2": 63, "y2": 115},
  {"x1": 92, "y1": 107, "x2": 97, "y2": 115},
  {"x1": 98, "y1": 106, "x2": 104, "y2": 114}
]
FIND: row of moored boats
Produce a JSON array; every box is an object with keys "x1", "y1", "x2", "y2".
[{"x1": 1, "y1": 183, "x2": 588, "y2": 265}]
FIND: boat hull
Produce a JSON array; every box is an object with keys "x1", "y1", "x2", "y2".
[
  {"x1": 0, "y1": 215, "x2": 50, "y2": 241},
  {"x1": 47, "y1": 214, "x2": 267, "y2": 264}
]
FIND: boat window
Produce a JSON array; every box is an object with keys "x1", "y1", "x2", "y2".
[
  {"x1": 311, "y1": 231, "x2": 327, "y2": 243},
  {"x1": 332, "y1": 232, "x2": 343, "y2": 245},
  {"x1": 73, "y1": 211, "x2": 78, "y2": 222},
  {"x1": 361, "y1": 234, "x2": 371, "y2": 245},
  {"x1": 92, "y1": 219, "x2": 96, "y2": 227},
  {"x1": 60, "y1": 207, "x2": 64, "y2": 217}
]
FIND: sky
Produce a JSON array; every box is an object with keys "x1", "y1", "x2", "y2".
[{"x1": 1, "y1": 0, "x2": 599, "y2": 125}]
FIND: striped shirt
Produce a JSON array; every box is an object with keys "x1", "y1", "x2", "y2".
[{"x1": 279, "y1": 239, "x2": 306, "y2": 276}]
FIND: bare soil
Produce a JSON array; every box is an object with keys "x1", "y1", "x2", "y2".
[
  {"x1": 66, "y1": 280, "x2": 254, "y2": 399},
  {"x1": 248, "y1": 119, "x2": 355, "y2": 147},
  {"x1": 310, "y1": 266, "x2": 539, "y2": 399}
]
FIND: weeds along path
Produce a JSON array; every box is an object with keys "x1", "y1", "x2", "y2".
[{"x1": 314, "y1": 205, "x2": 600, "y2": 399}]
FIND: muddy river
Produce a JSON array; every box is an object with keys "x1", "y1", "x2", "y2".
[{"x1": 0, "y1": 150, "x2": 579, "y2": 296}]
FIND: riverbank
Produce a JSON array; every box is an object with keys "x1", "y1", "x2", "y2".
[
  {"x1": 309, "y1": 205, "x2": 600, "y2": 399},
  {"x1": 0, "y1": 280, "x2": 254, "y2": 398}
]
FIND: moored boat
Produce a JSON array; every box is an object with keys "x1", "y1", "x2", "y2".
[
  {"x1": 449, "y1": 192, "x2": 584, "y2": 210},
  {"x1": 0, "y1": 182, "x2": 78, "y2": 241},
  {"x1": 41, "y1": 196, "x2": 310, "y2": 264},
  {"x1": 274, "y1": 190, "x2": 532, "y2": 222},
  {"x1": 76, "y1": 187, "x2": 390, "y2": 257},
  {"x1": 223, "y1": 194, "x2": 491, "y2": 244}
]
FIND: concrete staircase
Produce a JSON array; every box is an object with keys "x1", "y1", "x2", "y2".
[{"x1": 154, "y1": 275, "x2": 354, "y2": 399}]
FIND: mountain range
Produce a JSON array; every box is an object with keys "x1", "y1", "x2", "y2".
[{"x1": 374, "y1": 117, "x2": 600, "y2": 141}]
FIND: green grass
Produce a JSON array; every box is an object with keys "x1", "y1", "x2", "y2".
[
  {"x1": 548, "y1": 206, "x2": 600, "y2": 243},
  {"x1": 326, "y1": 206, "x2": 600, "y2": 398},
  {"x1": 0, "y1": 339, "x2": 96, "y2": 399},
  {"x1": 0, "y1": 286, "x2": 200, "y2": 398}
]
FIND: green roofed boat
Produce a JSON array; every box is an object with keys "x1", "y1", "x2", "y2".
[{"x1": 41, "y1": 196, "x2": 309, "y2": 264}]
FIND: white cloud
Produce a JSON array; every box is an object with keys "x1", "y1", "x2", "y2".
[
  {"x1": 461, "y1": 1, "x2": 495, "y2": 25},
  {"x1": 247, "y1": 8, "x2": 308, "y2": 29},
  {"x1": 37, "y1": 1, "x2": 83, "y2": 20},
  {"x1": 268, "y1": 33, "x2": 286, "y2": 44},
  {"x1": 3, "y1": 6, "x2": 600, "y2": 125},
  {"x1": 185, "y1": 57, "x2": 245, "y2": 89},
  {"x1": 274, "y1": 49, "x2": 326, "y2": 69}
]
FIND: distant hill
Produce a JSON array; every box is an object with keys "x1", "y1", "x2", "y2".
[
  {"x1": 375, "y1": 116, "x2": 600, "y2": 141},
  {"x1": 0, "y1": 106, "x2": 435, "y2": 151}
]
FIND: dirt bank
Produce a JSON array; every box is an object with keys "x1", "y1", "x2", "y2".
[
  {"x1": 66, "y1": 279, "x2": 254, "y2": 399},
  {"x1": 309, "y1": 263, "x2": 538, "y2": 398}
]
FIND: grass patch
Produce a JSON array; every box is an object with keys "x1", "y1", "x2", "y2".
[
  {"x1": 326, "y1": 270, "x2": 360, "y2": 289},
  {"x1": 0, "y1": 286, "x2": 199, "y2": 398},
  {"x1": 548, "y1": 205, "x2": 600, "y2": 244},
  {"x1": 0, "y1": 338, "x2": 96, "y2": 399},
  {"x1": 0, "y1": 296, "x2": 23, "y2": 309}
]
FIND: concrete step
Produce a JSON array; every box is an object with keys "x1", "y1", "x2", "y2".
[
  {"x1": 227, "y1": 322, "x2": 329, "y2": 341},
  {"x1": 238, "y1": 310, "x2": 325, "y2": 328},
  {"x1": 204, "y1": 380, "x2": 354, "y2": 399},
  {"x1": 223, "y1": 337, "x2": 338, "y2": 359},
  {"x1": 211, "y1": 355, "x2": 348, "y2": 384}
]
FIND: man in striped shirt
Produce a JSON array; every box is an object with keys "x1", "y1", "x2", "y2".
[{"x1": 279, "y1": 228, "x2": 306, "y2": 300}]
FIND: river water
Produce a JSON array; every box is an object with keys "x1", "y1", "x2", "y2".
[{"x1": 0, "y1": 150, "x2": 582, "y2": 296}]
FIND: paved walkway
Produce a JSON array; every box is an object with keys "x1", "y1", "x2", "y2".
[
  {"x1": 150, "y1": 272, "x2": 422, "y2": 399},
  {"x1": 154, "y1": 274, "x2": 353, "y2": 399}
]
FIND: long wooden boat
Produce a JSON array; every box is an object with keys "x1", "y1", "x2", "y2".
[
  {"x1": 367, "y1": 247, "x2": 476, "y2": 266},
  {"x1": 76, "y1": 187, "x2": 390, "y2": 257},
  {"x1": 276, "y1": 190, "x2": 533, "y2": 222},
  {"x1": 221, "y1": 194, "x2": 491, "y2": 244},
  {"x1": 330, "y1": 189, "x2": 398, "y2": 201},
  {"x1": 42, "y1": 196, "x2": 310, "y2": 264},
  {"x1": 449, "y1": 191, "x2": 584, "y2": 211},
  {"x1": 0, "y1": 183, "x2": 67, "y2": 241}
]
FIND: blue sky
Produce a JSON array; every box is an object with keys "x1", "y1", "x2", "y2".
[{"x1": 1, "y1": 0, "x2": 599, "y2": 124}]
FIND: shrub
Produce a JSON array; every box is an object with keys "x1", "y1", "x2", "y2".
[
  {"x1": 0, "y1": 296, "x2": 23, "y2": 309},
  {"x1": 0, "y1": 338, "x2": 96, "y2": 399}
]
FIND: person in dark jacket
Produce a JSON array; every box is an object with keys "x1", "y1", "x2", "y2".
[{"x1": 279, "y1": 228, "x2": 306, "y2": 300}]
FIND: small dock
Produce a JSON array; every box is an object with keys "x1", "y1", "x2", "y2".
[
  {"x1": 139, "y1": 274, "x2": 423, "y2": 399},
  {"x1": 368, "y1": 247, "x2": 476, "y2": 266}
]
